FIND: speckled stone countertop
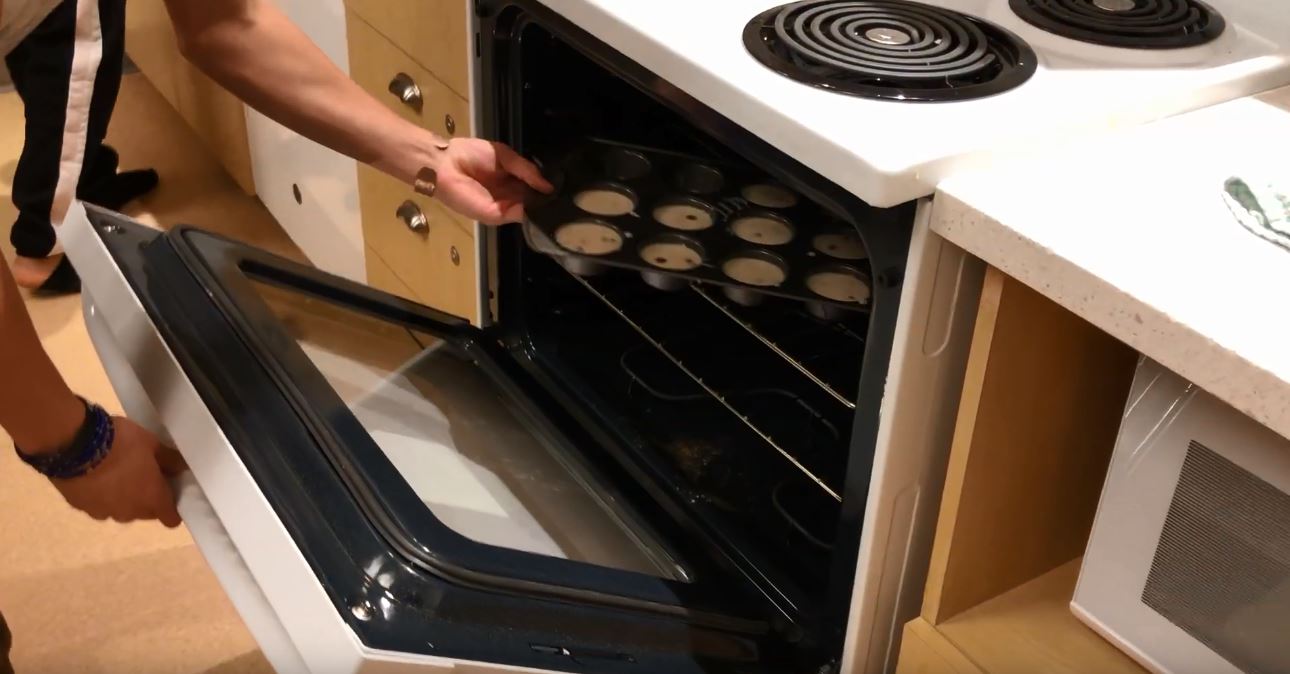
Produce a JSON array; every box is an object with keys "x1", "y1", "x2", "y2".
[{"x1": 931, "y1": 85, "x2": 1290, "y2": 441}]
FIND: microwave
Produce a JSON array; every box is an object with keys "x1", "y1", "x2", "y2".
[
  {"x1": 65, "y1": 1, "x2": 986, "y2": 671},
  {"x1": 1074, "y1": 357, "x2": 1290, "y2": 674}
]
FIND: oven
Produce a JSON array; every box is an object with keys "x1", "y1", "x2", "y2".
[{"x1": 65, "y1": 2, "x2": 985, "y2": 672}]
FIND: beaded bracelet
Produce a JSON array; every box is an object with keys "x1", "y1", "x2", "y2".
[{"x1": 15, "y1": 398, "x2": 115, "y2": 480}]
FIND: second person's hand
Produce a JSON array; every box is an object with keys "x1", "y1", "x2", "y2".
[
  {"x1": 427, "y1": 138, "x2": 554, "y2": 226},
  {"x1": 52, "y1": 417, "x2": 187, "y2": 527}
]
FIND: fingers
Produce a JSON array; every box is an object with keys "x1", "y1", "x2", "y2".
[
  {"x1": 494, "y1": 144, "x2": 554, "y2": 194},
  {"x1": 440, "y1": 177, "x2": 508, "y2": 226},
  {"x1": 156, "y1": 500, "x2": 182, "y2": 529},
  {"x1": 500, "y1": 201, "x2": 525, "y2": 224},
  {"x1": 157, "y1": 446, "x2": 188, "y2": 477},
  {"x1": 142, "y1": 465, "x2": 183, "y2": 528}
]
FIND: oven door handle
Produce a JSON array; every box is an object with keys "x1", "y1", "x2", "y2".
[
  {"x1": 173, "y1": 472, "x2": 310, "y2": 674},
  {"x1": 85, "y1": 294, "x2": 310, "y2": 673}
]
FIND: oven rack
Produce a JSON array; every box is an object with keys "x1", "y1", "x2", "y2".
[
  {"x1": 570, "y1": 274, "x2": 844, "y2": 502},
  {"x1": 688, "y1": 285, "x2": 862, "y2": 409}
]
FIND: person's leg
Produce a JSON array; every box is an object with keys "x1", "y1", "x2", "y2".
[
  {"x1": 77, "y1": 0, "x2": 157, "y2": 210},
  {"x1": 6, "y1": 0, "x2": 156, "y2": 292},
  {"x1": 5, "y1": 0, "x2": 79, "y2": 289}
]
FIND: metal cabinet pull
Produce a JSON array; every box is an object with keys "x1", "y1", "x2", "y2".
[
  {"x1": 388, "y1": 73, "x2": 423, "y2": 111},
  {"x1": 396, "y1": 200, "x2": 428, "y2": 233},
  {"x1": 444, "y1": 114, "x2": 456, "y2": 136}
]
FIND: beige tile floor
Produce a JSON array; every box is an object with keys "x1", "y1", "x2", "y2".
[{"x1": 0, "y1": 74, "x2": 299, "y2": 672}]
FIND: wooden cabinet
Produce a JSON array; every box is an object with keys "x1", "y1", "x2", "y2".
[
  {"x1": 346, "y1": 9, "x2": 471, "y2": 143},
  {"x1": 124, "y1": 0, "x2": 256, "y2": 194},
  {"x1": 894, "y1": 268, "x2": 1144, "y2": 674},
  {"x1": 344, "y1": 0, "x2": 471, "y2": 99},
  {"x1": 346, "y1": 7, "x2": 478, "y2": 322},
  {"x1": 357, "y1": 164, "x2": 478, "y2": 323}
]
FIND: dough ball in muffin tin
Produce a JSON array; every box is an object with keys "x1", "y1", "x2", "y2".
[
  {"x1": 639, "y1": 235, "x2": 706, "y2": 290},
  {"x1": 741, "y1": 183, "x2": 798, "y2": 209},
  {"x1": 721, "y1": 251, "x2": 788, "y2": 306},
  {"x1": 641, "y1": 235, "x2": 705, "y2": 271},
  {"x1": 553, "y1": 220, "x2": 625, "y2": 276},
  {"x1": 807, "y1": 267, "x2": 870, "y2": 303},
  {"x1": 653, "y1": 198, "x2": 716, "y2": 231},
  {"x1": 555, "y1": 220, "x2": 624, "y2": 255},
  {"x1": 805, "y1": 265, "x2": 871, "y2": 319},
  {"x1": 812, "y1": 229, "x2": 867, "y2": 261},
  {"x1": 573, "y1": 183, "x2": 637, "y2": 217},
  {"x1": 730, "y1": 211, "x2": 795, "y2": 246}
]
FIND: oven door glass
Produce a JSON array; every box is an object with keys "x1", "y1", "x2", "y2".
[
  {"x1": 85, "y1": 209, "x2": 773, "y2": 671},
  {"x1": 250, "y1": 277, "x2": 683, "y2": 579}
]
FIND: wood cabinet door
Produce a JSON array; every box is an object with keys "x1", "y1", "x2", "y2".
[
  {"x1": 346, "y1": 7, "x2": 471, "y2": 142},
  {"x1": 345, "y1": 0, "x2": 470, "y2": 99},
  {"x1": 124, "y1": 0, "x2": 256, "y2": 194},
  {"x1": 347, "y1": 8, "x2": 478, "y2": 322},
  {"x1": 357, "y1": 164, "x2": 479, "y2": 324}
]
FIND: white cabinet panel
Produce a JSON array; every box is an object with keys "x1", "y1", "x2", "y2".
[{"x1": 246, "y1": 0, "x2": 364, "y2": 282}]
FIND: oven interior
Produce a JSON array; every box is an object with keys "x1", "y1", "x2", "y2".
[{"x1": 481, "y1": 8, "x2": 913, "y2": 663}]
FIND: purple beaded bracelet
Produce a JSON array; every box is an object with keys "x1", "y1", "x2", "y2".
[{"x1": 15, "y1": 398, "x2": 115, "y2": 480}]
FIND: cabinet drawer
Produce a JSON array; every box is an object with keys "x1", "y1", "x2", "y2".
[
  {"x1": 358, "y1": 164, "x2": 478, "y2": 323},
  {"x1": 345, "y1": 0, "x2": 470, "y2": 99},
  {"x1": 346, "y1": 7, "x2": 469, "y2": 141},
  {"x1": 364, "y1": 246, "x2": 419, "y2": 300}
]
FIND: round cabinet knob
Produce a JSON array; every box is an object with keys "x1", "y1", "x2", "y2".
[
  {"x1": 387, "y1": 73, "x2": 423, "y2": 111},
  {"x1": 444, "y1": 114, "x2": 456, "y2": 136},
  {"x1": 396, "y1": 200, "x2": 428, "y2": 233},
  {"x1": 450, "y1": 246, "x2": 461, "y2": 266}
]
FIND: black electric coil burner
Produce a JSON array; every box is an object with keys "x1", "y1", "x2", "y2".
[
  {"x1": 1009, "y1": 0, "x2": 1226, "y2": 49},
  {"x1": 744, "y1": 0, "x2": 1038, "y2": 102}
]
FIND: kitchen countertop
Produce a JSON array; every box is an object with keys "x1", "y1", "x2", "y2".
[{"x1": 932, "y1": 85, "x2": 1290, "y2": 441}]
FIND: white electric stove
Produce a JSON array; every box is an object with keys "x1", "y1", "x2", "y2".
[
  {"x1": 539, "y1": 0, "x2": 1290, "y2": 206},
  {"x1": 68, "y1": 2, "x2": 1290, "y2": 674}
]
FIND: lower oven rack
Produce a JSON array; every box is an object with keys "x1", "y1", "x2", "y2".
[{"x1": 570, "y1": 273, "x2": 860, "y2": 504}]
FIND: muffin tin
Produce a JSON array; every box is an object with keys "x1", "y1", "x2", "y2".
[{"x1": 524, "y1": 139, "x2": 872, "y2": 316}]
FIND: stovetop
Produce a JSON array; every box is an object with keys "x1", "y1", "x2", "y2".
[
  {"x1": 533, "y1": 0, "x2": 1290, "y2": 207},
  {"x1": 744, "y1": 0, "x2": 1040, "y2": 103}
]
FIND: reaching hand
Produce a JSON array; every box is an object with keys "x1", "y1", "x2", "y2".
[
  {"x1": 431, "y1": 139, "x2": 554, "y2": 226},
  {"x1": 51, "y1": 417, "x2": 187, "y2": 527}
]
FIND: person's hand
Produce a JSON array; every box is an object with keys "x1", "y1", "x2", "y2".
[
  {"x1": 51, "y1": 417, "x2": 187, "y2": 527},
  {"x1": 431, "y1": 139, "x2": 554, "y2": 226}
]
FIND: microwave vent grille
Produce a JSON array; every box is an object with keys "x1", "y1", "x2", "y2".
[{"x1": 1141, "y1": 440, "x2": 1290, "y2": 674}]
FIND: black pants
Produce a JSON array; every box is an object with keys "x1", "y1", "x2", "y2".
[{"x1": 5, "y1": 0, "x2": 126, "y2": 259}]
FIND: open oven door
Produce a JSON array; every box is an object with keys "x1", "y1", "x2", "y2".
[{"x1": 62, "y1": 203, "x2": 781, "y2": 674}]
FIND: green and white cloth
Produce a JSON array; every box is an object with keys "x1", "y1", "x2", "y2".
[{"x1": 1224, "y1": 174, "x2": 1290, "y2": 252}]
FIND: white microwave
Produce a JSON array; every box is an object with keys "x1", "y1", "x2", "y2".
[{"x1": 1073, "y1": 357, "x2": 1290, "y2": 674}]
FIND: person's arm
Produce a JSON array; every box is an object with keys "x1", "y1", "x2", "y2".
[
  {"x1": 162, "y1": 0, "x2": 551, "y2": 225},
  {"x1": 0, "y1": 264, "x2": 85, "y2": 458},
  {"x1": 0, "y1": 259, "x2": 182, "y2": 526}
]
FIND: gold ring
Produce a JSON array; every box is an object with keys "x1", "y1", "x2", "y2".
[{"x1": 413, "y1": 166, "x2": 438, "y2": 198}]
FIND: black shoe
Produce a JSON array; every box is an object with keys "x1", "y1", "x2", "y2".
[
  {"x1": 32, "y1": 256, "x2": 81, "y2": 295},
  {"x1": 81, "y1": 168, "x2": 160, "y2": 211}
]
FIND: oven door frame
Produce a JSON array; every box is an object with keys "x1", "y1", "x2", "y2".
[
  {"x1": 474, "y1": 5, "x2": 987, "y2": 673},
  {"x1": 65, "y1": 203, "x2": 780, "y2": 674}
]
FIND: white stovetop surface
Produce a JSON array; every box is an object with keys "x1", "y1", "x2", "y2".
[
  {"x1": 933, "y1": 85, "x2": 1290, "y2": 441},
  {"x1": 537, "y1": 0, "x2": 1290, "y2": 207}
]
